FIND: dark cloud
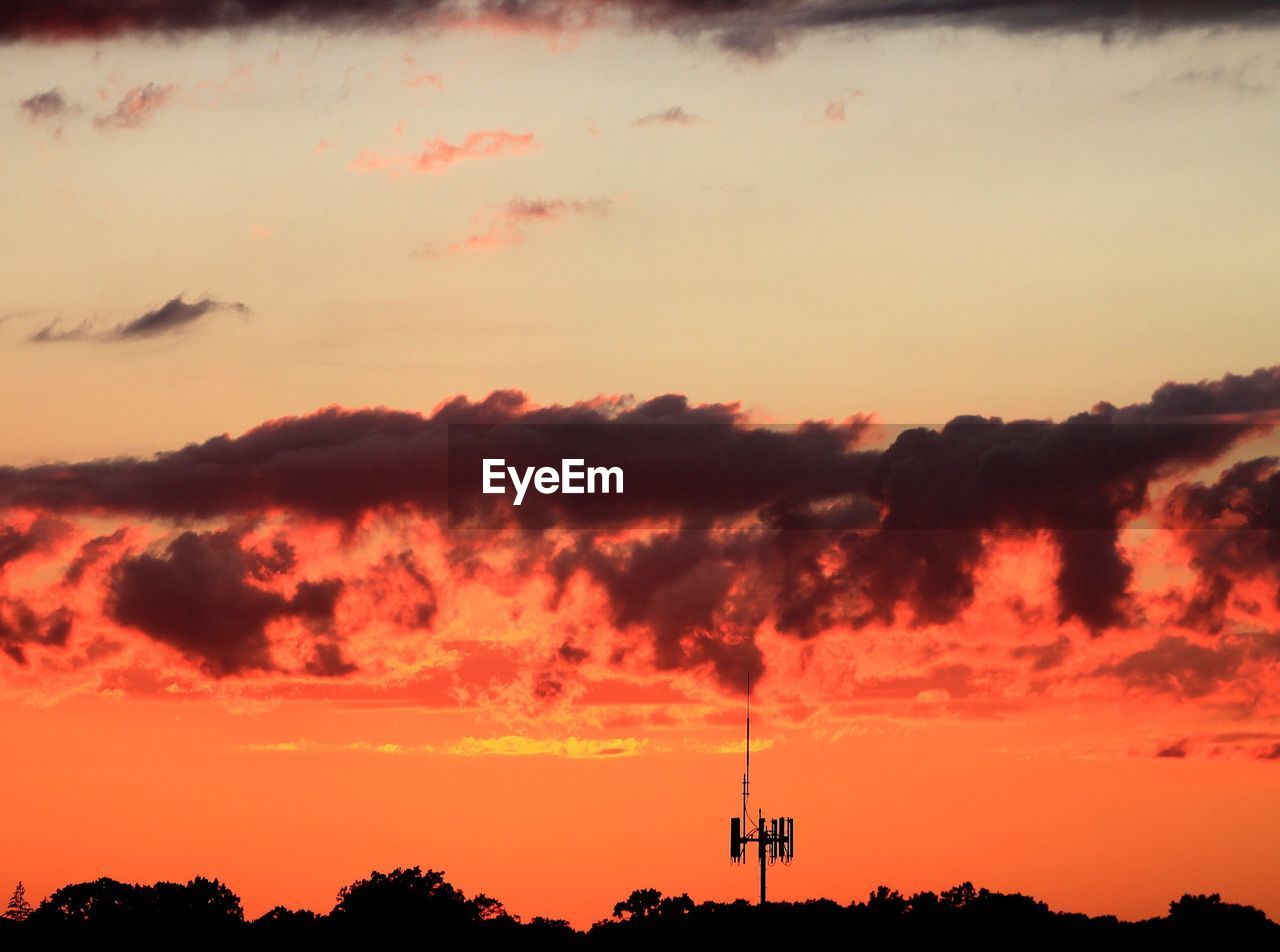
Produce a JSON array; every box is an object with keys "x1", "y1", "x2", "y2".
[
  {"x1": 805, "y1": 398, "x2": 1269, "y2": 634},
  {"x1": 110, "y1": 294, "x2": 249, "y2": 340},
  {"x1": 551, "y1": 526, "x2": 766, "y2": 685},
  {"x1": 3, "y1": 365, "x2": 1280, "y2": 687},
  {"x1": 108, "y1": 529, "x2": 344, "y2": 676},
  {"x1": 1011, "y1": 636, "x2": 1072, "y2": 671},
  {"x1": 3, "y1": 0, "x2": 1275, "y2": 54},
  {"x1": 1166, "y1": 456, "x2": 1280, "y2": 631},
  {"x1": 0, "y1": 516, "x2": 66, "y2": 570},
  {"x1": 0, "y1": 517, "x2": 75, "y2": 664},
  {"x1": 28, "y1": 295, "x2": 250, "y2": 344},
  {"x1": 558, "y1": 640, "x2": 590, "y2": 664},
  {"x1": 0, "y1": 392, "x2": 871, "y2": 523},
  {"x1": 0, "y1": 599, "x2": 74, "y2": 666},
  {"x1": 1114, "y1": 365, "x2": 1280, "y2": 421},
  {"x1": 18, "y1": 87, "x2": 74, "y2": 120},
  {"x1": 63, "y1": 528, "x2": 128, "y2": 585},
  {"x1": 1156, "y1": 739, "x2": 1188, "y2": 758},
  {"x1": 1095, "y1": 635, "x2": 1245, "y2": 698},
  {"x1": 379, "y1": 550, "x2": 438, "y2": 628}
]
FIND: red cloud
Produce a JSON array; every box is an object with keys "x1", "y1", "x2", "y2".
[
  {"x1": 349, "y1": 131, "x2": 537, "y2": 176},
  {"x1": 821, "y1": 90, "x2": 862, "y2": 124},
  {"x1": 2, "y1": 368, "x2": 1280, "y2": 739},
  {"x1": 93, "y1": 83, "x2": 174, "y2": 131}
]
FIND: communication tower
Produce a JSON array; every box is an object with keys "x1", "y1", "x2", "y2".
[{"x1": 727, "y1": 674, "x2": 793, "y2": 903}]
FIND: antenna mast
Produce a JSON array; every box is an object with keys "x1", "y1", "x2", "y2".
[
  {"x1": 741, "y1": 672, "x2": 750, "y2": 830},
  {"x1": 727, "y1": 674, "x2": 794, "y2": 905}
]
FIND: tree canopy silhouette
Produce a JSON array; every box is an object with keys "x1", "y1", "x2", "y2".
[
  {"x1": 0, "y1": 868, "x2": 1275, "y2": 947},
  {"x1": 23, "y1": 876, "x2": 241, "y2": 933}
]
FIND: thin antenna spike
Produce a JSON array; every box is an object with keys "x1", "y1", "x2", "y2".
[{"x1": 742, "y1": 672, "x2": 751, "y2": 831}]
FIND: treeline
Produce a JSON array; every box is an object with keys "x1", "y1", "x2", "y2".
[{"x1": 2, "y1": 868, "x2": 1276, "y2": 946}]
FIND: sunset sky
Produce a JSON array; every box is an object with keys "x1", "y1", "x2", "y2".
[{"x1": 3, "y1": 0, "x2": 1280, "y2": 929}]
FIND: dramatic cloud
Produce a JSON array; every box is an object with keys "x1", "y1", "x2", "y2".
[
  {"x1": 2, "y1": 1, "x2": 1277, "y2": 57},
  {"x1": 0, "y1": 517, "x2": 73, "y2": 665},
  {"x1": 429, "y1": 198, "x2": 612, "y2": 255},
  {"x1": 108, "y1": 528, "x2": 347, "y2": 676},
  {"x1": 93, "y1": 83, "x2": 174, "y2": 130},
  {"x1": 635, "y1": 106, "x2": 701, "y2": 127},
  {"x1": 2, "y1": 365, "x2": 1280, "y2": 694},
  {"x1": 350, "y1": 131, "x2": 537, "y2": 176},
  {"x1": 0, "y1": 393, "x2": 877, "y2": 530},
  {"x1": 0, "y1": 598, "x2": 73, "y2": 666},
  {"x1": 1166, "y1": 457, "x2": 1280, "y2": 632},
  {"x1": 28, "y1": 295, "x2": 250, "y2": 344},
  {"x1": 0, "y1": 516, "x2": 65, "y2": 569}
]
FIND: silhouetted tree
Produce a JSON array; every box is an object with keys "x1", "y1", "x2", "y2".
[
  {"x1": 866, "y1": 884, "x2": 909, "y2": 919},
  {"x1": 940, "y1": 881, "x2": 977, "y2": 908},
  {"x1": 1166, "y1": 893, "x2": 1276, "y2": 934},
  {"x1": 330, "y1": 866, "x2": 511, "y2": 935},
  {"x1": 26, "y1": 876, "x2": 241, "y2": 932},
  {"x1": 608, "y1": 889, "x2": 694, "y2": 926},
  {"x1": 28, "y1": 877, "x2": 138, "y2": 928},
  {"x1": 249, "y1": 905, "x2": 322, "y2": 931},
  {"x1": 611, "y1": 888, "x2": 663, "y2": 921},
  {"x1": 4, "y1": 867, "x2": 1278, "y2": 945},
  {"x1": 4, "y1": 882, "x2": 32, "y2": 922}
]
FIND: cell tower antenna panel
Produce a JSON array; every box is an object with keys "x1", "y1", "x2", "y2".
[{"x1": 726, "y1": 674, "x2": 796, "y2": 904}]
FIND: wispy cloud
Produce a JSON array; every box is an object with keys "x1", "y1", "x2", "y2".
[
  {"x1": 93, "y1": 83, "x2": 175, "y2": 131},
  {"x1": 28, "y1": 295, "x2": 251, "y2": 344},
  {"x1": 350, "y1": 130, "x2": 537, "y2": 176},
  {"x1": 1174, "y1": 64, "x2": 1275, "y2": 96},
  {"x1": 820, "y1": 89, "x2": 862, "y2": 124},
  {"x1": 426, "y1": 198, "x2": 612, "y2": 256},
  {"x1": 635, "y1": 106, "x2": 700, "y2": 127},
  {"x1": 700, "y1": 738, "x2": 775, "y2": 755},
  {"x1": 448, "y1": 735, "x2": 647, "y2": 758},
  {"x1": 241, "y1": 740, "x2": 434, "y2": 754},
  {"x1": 401, "y1": 54, "x2": 444, "y2": 90}
]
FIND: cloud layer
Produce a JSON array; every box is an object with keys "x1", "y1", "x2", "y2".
[
  {"x1": 4, "y1": 1, "x2": 1278, "y2": 56},
  {"x1": 1, "y1": 367, "x2": 1279, "y2": 753}
]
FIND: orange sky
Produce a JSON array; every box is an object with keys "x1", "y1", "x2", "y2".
[{"x1": 4, "y1": 479, "x2": 1280, "y2": 925}]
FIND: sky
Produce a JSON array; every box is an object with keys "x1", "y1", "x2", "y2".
[{"x1": 3, "y1": 0, "x2": 1280, "y2": 929}]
